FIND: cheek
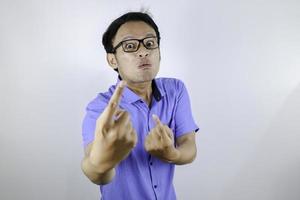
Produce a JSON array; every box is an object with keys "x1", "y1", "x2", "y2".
[
  {"x1": 118, "y1": 54, "x2": 136, "y2": 66},
  {"x1": 152, "y1": 57, "x2": 160, "y2": 69},
  {"x1": 151, "y1": 51, "x2": 160, "y2": 62}
]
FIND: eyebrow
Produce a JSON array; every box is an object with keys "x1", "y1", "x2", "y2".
[{"x1": 121, "y1": 33, "x2": 156, "y2": 41}]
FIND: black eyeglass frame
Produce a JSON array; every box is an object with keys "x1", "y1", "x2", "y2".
[{"x1": 111, "y1": 36, "x2": 160, "y2": 53}]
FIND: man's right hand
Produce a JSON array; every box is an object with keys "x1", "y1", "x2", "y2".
[{"x1": 88, "y1": 80, "x2": 137, "y2": 173}]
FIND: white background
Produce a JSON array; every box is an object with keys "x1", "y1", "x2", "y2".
[{"x1": 1, "y1": 0, "x2": 299, "y2": 199}]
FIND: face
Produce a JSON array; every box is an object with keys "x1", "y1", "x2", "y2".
[{"x1": 107, "y1": 21, "x2": 160, "y2": 84}]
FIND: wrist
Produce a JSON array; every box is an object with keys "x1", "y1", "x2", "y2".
[
  {"x1": 88, "y1": 155, "x2": 115, "y2": 174},
  {"x1": 164, "y1": 147, "x2": 181, "y2": 163}
]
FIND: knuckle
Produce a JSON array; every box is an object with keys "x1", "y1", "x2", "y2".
[
  {"x1": 116, "y1": 132, "x2": 123, "y2": 141},
  {"x1": 128, "y1": 140, "x2": 135, "y2": 147},
  {"x1": 101, "y1": 126, "x2": 109, "y2": 135},
  {"x1": 146, "y1": 144, "x2": 153, "y2": 151},
  {"x1": 127, "y1": 124, "x2": 132, "y2": 132},
  {"x1": 162, "y1": 143, "x2": 170, "y2": 149},
  {"x1": 124, "y1": 135, "x2": 135, "y2": 147},
  {"x1": 108, "y1": 101, "x2": 116, "y2": 109},
  {"x1": 124, "y1": 111, "x2": 130, "y2": 119}
]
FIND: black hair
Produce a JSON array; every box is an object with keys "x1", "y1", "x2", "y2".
[{"x1": 102, "y1": 11, "x2": 160, "y2": 73}]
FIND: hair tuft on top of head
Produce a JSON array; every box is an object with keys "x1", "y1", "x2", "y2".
[{"x1": 102, "y1": 11, "x2": 160, "y2": 53}]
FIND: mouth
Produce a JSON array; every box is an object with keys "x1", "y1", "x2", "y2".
[{"x1": 138, "y1": 64, "x2": 152, "y2": 69}]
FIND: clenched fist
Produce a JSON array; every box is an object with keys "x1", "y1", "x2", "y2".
[
  {"x1": 89, "y1": 80, "x2": 138, "y2": 172},
  {"x1": 144, "y1": 114, "x2": 180, "y2": 163}
]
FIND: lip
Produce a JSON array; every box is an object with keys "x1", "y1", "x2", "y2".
[{"x1": 138, "y1": 64, "x2": 152, "y2": 69}]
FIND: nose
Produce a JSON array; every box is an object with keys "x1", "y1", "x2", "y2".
[
  {"x1": 137, "y1": 45, "x2": 149, "y2": 58},
  {"x1": 138, "y1": 52, "x2": 149, "y2": 58}
]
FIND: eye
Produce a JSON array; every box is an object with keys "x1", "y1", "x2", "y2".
[
  {"x1": 145, "y1": 40, "x2": 155, "y2": 48},
  {"x1": 124, "y1": 42, "x2": 137, "y2": 50}
]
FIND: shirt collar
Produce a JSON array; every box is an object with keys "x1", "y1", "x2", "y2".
[{"x1": 115, "y1": 75, "x2": 164, "y2": 104}]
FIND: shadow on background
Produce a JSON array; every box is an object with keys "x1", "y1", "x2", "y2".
[{"x1": 223, "y1": 83, "x2": 300, "y2": 200}]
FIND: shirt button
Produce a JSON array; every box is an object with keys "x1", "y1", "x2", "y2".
[
  {"x1": 150, "y1": 162, "x2": 153, "y2": 165},
  {"x1": 154, "y1": 185, "x2": 157, "y2": 188}
]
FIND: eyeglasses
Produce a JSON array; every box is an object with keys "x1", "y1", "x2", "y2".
[{"x1": 112, "y1": 36, "x2": 160, "y2": 53}]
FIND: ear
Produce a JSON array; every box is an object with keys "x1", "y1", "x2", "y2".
[{"x1": 106, "y1": 53, "x2": 118, "y2": 70}]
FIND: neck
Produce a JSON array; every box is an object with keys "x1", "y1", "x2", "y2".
[{"x1": 126, "y1": 80, "x2": 152, "y2": 104}]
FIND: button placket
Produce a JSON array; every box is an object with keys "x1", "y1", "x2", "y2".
[{"x1": 147, "y1": 104, "x2": 159, "y2": 197}]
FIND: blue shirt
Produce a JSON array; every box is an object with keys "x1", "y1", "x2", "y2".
[{"x1": 82, "y1": 76, "x2": 199, "y2": 200}]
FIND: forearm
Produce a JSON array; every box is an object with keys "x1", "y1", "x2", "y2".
[
  {"x1": 172, "y1": 140, "x2": 197, "y2": 165},
  {"x1": 81, "y1": 156, "x2": 115, "y2": 185}
]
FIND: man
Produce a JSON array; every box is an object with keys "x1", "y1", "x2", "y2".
[{"x1": 81, "y1": 11, "x2": 199, "y2": 200}]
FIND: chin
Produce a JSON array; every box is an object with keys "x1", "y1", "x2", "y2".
[
  {"x1": 143, "y1": 73, "x2": 157, "y2": 81},
  {"x1": 133, "y1": 76, "x2": 154, "y2": 83},
  {"x1": 124, "y1": 69, "x2": 158, "y2": 83}
]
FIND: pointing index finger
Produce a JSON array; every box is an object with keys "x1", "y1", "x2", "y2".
[
  {"x1": 110, "y1": 80, "x2": 126, "y2": 105},
  {"x1": 103, "y1": 80, "x2": 127, "y2": 123},
  {"x1": 152, "y1": 114, "x2": 162, "y2": 125}
]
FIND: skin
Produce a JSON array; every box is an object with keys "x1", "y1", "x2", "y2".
[
  {"x1": 107, "y1": 21, "x2": 160, "y2": 106},
  {"x1": 81, "y1": 21, "x2": 197, "y2": 185}
]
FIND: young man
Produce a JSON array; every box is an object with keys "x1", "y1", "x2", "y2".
[{"x1": 81, "y1": 12, "x2": 199, "y2": 200}]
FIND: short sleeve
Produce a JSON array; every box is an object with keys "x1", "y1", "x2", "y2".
[
  {"x1": 81, "y1": 95, "x2": 106, "y2": 149},
  {"x1": 174, "y1": 80, "x2": 199, "y2": 138}
]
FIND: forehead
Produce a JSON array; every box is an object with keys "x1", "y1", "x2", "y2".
[{"x1": 114, "y1": 21, "x2": 156, "y2": 42}]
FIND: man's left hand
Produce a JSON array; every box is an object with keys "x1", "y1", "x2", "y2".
[{"x1": 144, "y1": 114, "x2": 180, "y2": 163}]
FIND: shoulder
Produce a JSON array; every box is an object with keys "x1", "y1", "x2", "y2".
[
  {"x1": 85, "y1": 85, "x2": 115, "y2": 113},
  {"x1": 155, "y1": 77, "x2": 186, "y2": 94}
]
